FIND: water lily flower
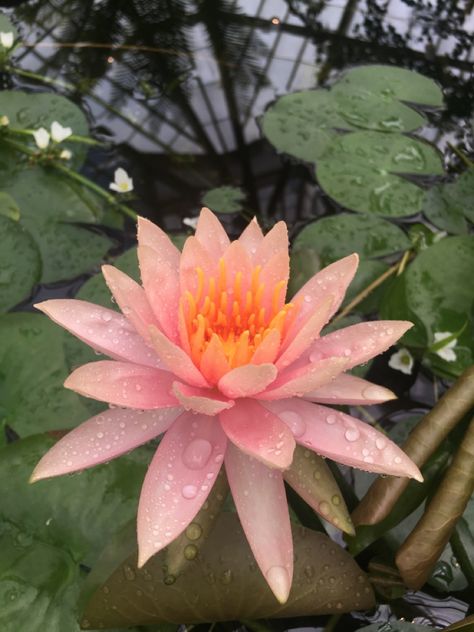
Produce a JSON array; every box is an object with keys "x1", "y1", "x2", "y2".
[
  {"x1": 0, "y1": 31, "x2": 14, "y2": 50},
  {"x1": 433, "y1": 332, "x2": 457, "y2": 362},
  {"x1": 109, "y1": 167, "x2": 134, "y2": 193},
  {"x1": 50, "y1": 120, "x2": 72, "y2": 143},
  {"x1": 33, "y1": 127, "x2": 50, "y2": 150},
  {"x1": 31, "y1": 209, "x2": 422, "y2": 603},
  {"x1": 59, "y1": 149, "x2": 72, "y2": 161},
  {"x1": 0, "y1": 115, "x2": 9, "y2": 126},
  {"x1": 388, "y1": 347, "x2": 414, "y2": 375}
]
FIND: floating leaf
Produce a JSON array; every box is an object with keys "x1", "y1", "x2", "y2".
[
  {"x1": 0, "y1": 215, "x2": 41, "y2": 312},
  {"x1": 261, "y1": 90, "x2": 341, "y2": 161},
  {"x1": 0, "y1": 434, "x2": 148, "y2": 632},
  {"x1": 0, "y1": 312, "x2": 90, "y2": 436},
  {"x1": 293, "y1": 214, "x2": 410, "y2": 263},
  {"x1": 201, "y1": 186, "x2": 246, "y2": 214},
  {"x1": 0, "y1": 91, "x2": 89, "y2": 168},
  {"x1": 438, "y1": 168, "x2": 474, "y2": 224},
  {"x1": 332, "y1": 65, "x2": 443, "y2": 134},
  {"x1": 422, "y1": 184, "x2": 468, "y2": 235},
  {"x1": 317, "y1": 132, "x2": 443, "y2": 217},
  {"x1": 288, "y1": 244, "x2": 321, "y2": 296},
  {"x1": 81, "y1": 512, "x2": 374, "y2": 627}
]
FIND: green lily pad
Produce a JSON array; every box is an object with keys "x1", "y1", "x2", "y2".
[
  {"x1": 0, "y1": 434, "x2": 149, "y2": 632},
  {"x1": 332, "y1": 66, "x2": 443, "y2": 134},
  {"x1": 201, "y1": 186, "x2": 246, "y2": 214},
  {"x1": 439, "y1": 169, "x2": 474, "y2": 224},
  {"x1": 317, "y1": 131, "x2": 444, "y2": 217},
  {"x1": 422, "y1": 183, "x2": 468, "y2": 235},
  {"x1": 82, "y1": 512, "x2": 374, "y2": 627},
  {"x1": 293, "y1": 214, "x2": 410, "y2": 264},
  {"x1": 0, "y1": 215, "x2": 41, "y2": 312},
  {"x1": 0, "y1": 91, "x2": 89, "y2": 168},
  {"x1": 262, "y1": 90, "x2": 342, "y2": 162},
  {"x1": 0, "y1": 312, "x2": 91, "y2": 436}
]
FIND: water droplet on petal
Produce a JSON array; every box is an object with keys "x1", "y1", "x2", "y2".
[
  {"x1": 182, "y1": 438, "x2": 213, "y2": 470},
  {"x1": 184, "y1": 544, "x2": 198, "y2": 560},
  {"x1": 182, "y1": 484, "x2": 198, "y2": 499},
  {"x1": 375, "y1": 437, "x2": 386, "y2": 450},
  {"x1": 101, "y1": 312, "x2": 112, "y2": 322},
  {"x1": 326, "y1": 414, "x2": 336, "y2": 425},
  {"x1": 394, "y1": 456, "x2": 402, "y2": 464},
  {"x1": 344, "y1": 428, "x2": 360, "y2": 442}
]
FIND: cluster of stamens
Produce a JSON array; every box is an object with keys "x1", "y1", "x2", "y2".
[{"x1": 180, "y1": 258, "x2": 296, "y2": 369}]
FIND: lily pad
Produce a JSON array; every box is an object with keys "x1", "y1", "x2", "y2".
[
  {"x1": 0, "y1": 192, "x2": 20, "y2": 221},
  {"x1": 317, "y1": 131, "x2": 444, "y2": 217},
  {"x1": 262, "y1": 90, "x2": 342, "y2": 162},
  {"x1": 0, "y1": 91, "x2": 89, "y2": 168},
  {"x1": 0, "y1": 433, "x2": 149, "y2": 632},
  {"x1": 422, "y1": 183, "x2": 468, "y2": 235},
  {"x1": 201, "y1": 186, "x2": 246, "y2": 214},
  {"x1": 0, "y1": 215, "x2": 41, "y2": 312},
  {"x1": 293, "y1": 214, "x2": 410, "y2": 264},
  {"x1": 81, "y1": 512, "x2": 374, "y2": 627},
  {"x1": 0, "y1": 312, "x2": 90, "y2": 436}
]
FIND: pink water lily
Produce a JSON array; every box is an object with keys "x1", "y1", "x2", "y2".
[{"x1": 31, "y1": 208, "x2": 422, "y2": 603}]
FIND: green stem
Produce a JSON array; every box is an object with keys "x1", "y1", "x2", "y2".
[
  {"x1": 1, "y1": 136, "x2": 36, "y2": 156},
  {"x1": 323, "y1": 614, "x2": 342, "y2": 632},
  {"x1": 8, "y1": 126, "x2": 105, "y2": 146},
  {"x1": 447, "y1": 143, "x2": 474, "y2": 168},
  {"x1": 7, "y1": 65, "x2": 73, "y2": 91}
]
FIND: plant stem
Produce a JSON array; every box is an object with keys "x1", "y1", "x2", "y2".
[
  {"x1": 8, "y1": 126, "x2": 104, "y2": 146},
  {"x1": 241, "y1": 620, "x2": 272, "y2": 632},
  {"x1": 323, "y1": 614, "x2": 341, "y2": 632},
  {"x1": 447, "y1": 142, "x2": 474, "y2": 168}
]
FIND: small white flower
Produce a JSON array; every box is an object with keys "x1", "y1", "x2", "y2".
[
  {"x1": 109, "y1": 167, "x2": 133, "y2": 193},
  {"x1": 59, "y1": 149, "x2": 72, "y2": 160},
  {"x1": 0, "y1": 32, "x2": 14, "y2": 50},
  {"x1": 33, "y1": 127, "x2": 50, "y2": 150},
  {"x1": 51, "y1": 121, "x2": 72, "y2": 143},
  {"x1": 0, "y1": 115, "x2": 9, "y2": 126},
  {"x1": 389, "y1": 348, "x2": 414, "y2": 375},
  {"x1": 183, "y1": 216, "x2": 198, "y2": 230},
  {"x1": 433, "y1": 332, "x2": 457, "y2": 362},
  {"x1": 433, "y1": 230, "x2": 447, "y2": 243}
]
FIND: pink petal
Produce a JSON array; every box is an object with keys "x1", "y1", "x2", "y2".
[
  {"x1": 101, "y1": 265, "x2": 159, "y2": 343},
  {"x1": 222, "y1": 240, "x2": 253, "y2": 295},
  {"x1": 307, "y1": 320, "x2": 413, "y2": 370},
  {"x1": 255, "y1": 221, "x2": 288, "y2": 267},
  {"x1": 137, "y1": 412, "x2": 227, "y2": 567},
  {"x1": 251, "y1": 329, "x2": 281, "y2": 365},
  {"x1": 137, "y1": 216, "x2": 180, "y2": 269},
  {"x1": 219, "y1": 399, "x2": 295, "y2": 469},
  {"x1": 218, "y1": 363, "x2": 277, "y2": 398},
  {"x1": 238, "y1": 217, "x2": 264, "y2": 259},
  {"x1": 257, "y1": 357, "x2": 347, "y2": 400},
  {"x1": 276, "y1": 295, "x2": 334, "y2": 369},
  {"x1": 305, "y1": 373, "x2": 396, "y2": 405},
  {"x1": 290, "y1": 254, "x2": 359, "y2": 327},
  {"x1": 200, "y1": 334, "x2": 230, "y2": 384},
  {"x1": 30, "y1": 407, "x2": 182, "y2": 481},
  {"x1": 179, "y1": 236, "x2": 216, "y2": 295},
  {"x1": 64, "y1": 361, "x2": 178, "y2": 409},
  {"x1": 259, "y1": 250, "x2": 290, "y2": 314},
  {"x1": 172, "y1": 382, "x2": 234, "y2": 415},
  {"x1": 138, "y1": 244, "x2": 180, "y2": 342},
  {"x1": 225, "y1": 444, "x2": 293, "y2": 603},
  {"x1": 35, "y1": 299, "x2": 161, "y2": 369},
  {"x1": 266, "y1": 399, "x2": 423, "y2": 481},
  {"x1": 195, "y1": 207, "x2": 230, "y2": 257},
  {"x1": 149, "y1": 325, "x2": 209, "y2": 388}
]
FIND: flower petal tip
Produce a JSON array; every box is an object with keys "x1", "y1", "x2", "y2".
[{"x1": 266, "y1": 566, "x2": 291, "y2": 604}]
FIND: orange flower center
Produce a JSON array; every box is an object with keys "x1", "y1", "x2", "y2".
[{"x1": 180, "y1": 258, "x2": 296, "y2": 369}]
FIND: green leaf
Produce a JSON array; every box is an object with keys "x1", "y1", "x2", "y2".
[
  {"x1": 201, "y1": 186, "x2": 246, "y2": 214},
  {"x1": 261, "y1": 90, "x2": 341, "y2": 162},
  {"x1": 422, "y1": 184, "x2": 468, "y2": 235},
  {"x1": 0, "y1": 166, "x2": 112, "y2": 283},
  {"x1": 0, "y1": 192, "x2": 20, "y2": 221},
  {"x1": 342, "y1": 259, "x2": 389, "y2": 314},
  {"x1": 288, "y1": 244, "x2": 321, "y2": 297},
  {"x1": 0, "y1": 312, "x2": 90, "y2": 436},
  {"x1": 317, "y1": 131, "x2": 444, "y2": 217},
  {"x1": 0, "y1": 91, "x2": 89, "y2": 168},
  {"x1": 442, "y1": 168, "x2": 474, "y2": 224},
  {"x1": 293, "y1": 214, "x2": 410, "y2": 264},
  {"x1": 0, "y1": 434, "x2": 148, "y2": 632},
  {"x1": 81, "y1": 512, "x2": 374, "y2": 626},
  {"x1": 0, "y1": 215, "x2": 41, "y2": 312}
]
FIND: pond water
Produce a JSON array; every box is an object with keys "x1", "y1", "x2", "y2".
[{"x1": 2, "y1": 1, "x2": 474, "y2": 631}]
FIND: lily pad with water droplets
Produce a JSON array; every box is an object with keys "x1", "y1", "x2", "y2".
[
  {"x1": 0, "y1": 215, "x2": 41, "y2": 312},
  {"x1": 0, "y1": 91, "x2": 89, "y2": 168},
  {"x1": 423, "y1": 169, "x2": 474, "y2": 232},
  {"x1": 0, "y1": 434, "x2": 149, "y2": 632},
  {"x1": 81, "y1": 512, "x2": 374, "y2": 627},
  {"x1": 201, "y1": 186, "x2": 246, "y2": 214},
  {"x1": 316, "y1": 131, "x2": 444, "y2": 217}
]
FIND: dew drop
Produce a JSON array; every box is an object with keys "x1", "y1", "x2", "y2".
[
  {"x1": 123, "y1": 565, "x2": 136, "y2": 581},
  {"x1": 185, "y1": 523, "x2": 203, "y2": 541},
  {"x1": 375, "y1": 437, "x2": 386, "y2": 450},
  {"x1": 182, "y1": 484, "x2": 198, "y2": 499},
  {"x1": 344, "y1": 428, "x2": 360, "y2": 442},
  {"x1": 303, "y1": 295, "x2": 312, "y2": 303},
  {"x1": 326, "y1": 413, "x2": 336, "y2": 425},
  {"x1": 101, "y1": 312, "x2": 112, "y2": 322},
  {"x1": 184, "y1": 544, "x2": 198, "y2": 560},
  {"x1": 319, "y1": 501, "x2": 330, "y2": 515},
  {"x1": 182, "y1": 438, "x2": 213, "y2": 470},
  {"x1": 394, "y1": 456, "x2": 402, "y2": 464}
]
